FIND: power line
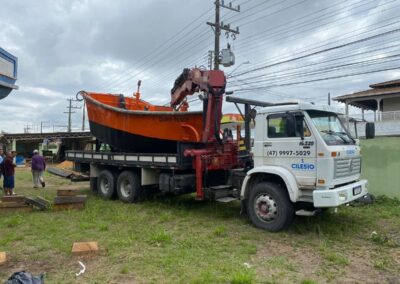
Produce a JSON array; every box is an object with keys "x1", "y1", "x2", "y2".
[
  {"x1": 228, "y1": 39, "x2": 400, "y2": 84},
  {"x1": 231, "y1": 27, "x2": 400, "y2": 77},
  {"x1": 234, "y1": 0, "x2": 373, "y2": 50},
  {"x1": 231, "y1": 66, "x2": 400, "y2": 91},
  {"x1": 233, "y1": 0, "x2": 399, "y2": 63},
  {"x1": 234, "y1": 55, "x2": 400, "y2": 87},
  {"x1": 96, "y1": 6, "x2": 214, "y2": 91}
]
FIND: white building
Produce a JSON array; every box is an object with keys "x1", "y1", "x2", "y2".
[{"x1": 334, "y1": 79, "x2": 400, "y2": 136}]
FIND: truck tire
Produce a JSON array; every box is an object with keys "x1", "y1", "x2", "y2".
[
  {"x1": 116, "y1": 171, "x2": 141, "y2": 203},
  {"x1": 247, "y1": 182, "x2": 294, "y2": 232},
  {"x1": 97, "y1": 170, "x2": 115, "y2": 199}
]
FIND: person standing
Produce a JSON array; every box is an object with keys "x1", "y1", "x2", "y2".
[
  {"x1": 31, "y1": 149, "x2": 46, "y2": 188},
  {"x1": 2, "y1": 150, "x2": 16, "y2": 196},
  {"x1": 0, "y1": 148, "x2": 5, "y2": 190}
]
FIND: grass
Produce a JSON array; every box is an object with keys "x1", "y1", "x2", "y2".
[{"x1": 0, "y1": 167, "x2": 399, "y2": 283}]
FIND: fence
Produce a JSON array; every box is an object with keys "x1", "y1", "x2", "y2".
[{"x1": 348, "y1": 110, "x2": 400, "y2": 122}]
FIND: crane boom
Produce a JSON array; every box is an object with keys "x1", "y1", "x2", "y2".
[{"x1": 170, "y1": 68, "x2": 226, "y2": 109}]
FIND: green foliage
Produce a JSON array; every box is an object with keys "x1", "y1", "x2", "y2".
[
  {"x1": 148, "y1": 229, "x2": 172, "y2": 245},
  {"x1": 230, "y1": 269, "x2": 255, "y2": 284}
]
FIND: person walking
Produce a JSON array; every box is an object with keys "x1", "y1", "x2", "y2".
[
  {"x1": 2, "y1": 150, "x2": 16, "y2": 196},
  {"x1": 31, "y1": 149, "x2": 46, "y2": 188}
]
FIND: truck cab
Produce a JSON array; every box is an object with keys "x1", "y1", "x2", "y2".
[{"x1": 241, "y1": 102, "x2": 369, "y2": 231}]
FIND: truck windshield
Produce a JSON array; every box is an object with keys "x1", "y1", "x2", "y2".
[{"x1": 307, "y1": 110, "x2": 354, "y2": 145}]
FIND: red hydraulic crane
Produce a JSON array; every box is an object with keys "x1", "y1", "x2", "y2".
[{"x1": 170, "y1": 68, "x2": 239, "y2": 200}]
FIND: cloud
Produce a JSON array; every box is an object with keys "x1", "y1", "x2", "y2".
[{"x1": 0, "y1": 0, "x2": 399, "y2": 132}]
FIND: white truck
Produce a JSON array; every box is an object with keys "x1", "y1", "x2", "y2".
[
  {"x1": 66, "y1": 95, "x2": 374, "y2": 232},
  {"x1": 240, "y1": 99, "x2": 373, "y2": 231}
]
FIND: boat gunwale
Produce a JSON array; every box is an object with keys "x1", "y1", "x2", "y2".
[{"x1": 80, "y1": 91, "x2": 203, "y2": 116}]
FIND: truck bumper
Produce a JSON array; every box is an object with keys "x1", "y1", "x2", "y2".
[{"x1": 313, "y1": 180, "x2": 368, "y2": 207}]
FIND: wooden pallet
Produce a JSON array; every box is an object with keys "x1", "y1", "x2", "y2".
[
  {"x1": 25, "y1": 196, "x2": 51, "y2": 210},
  {"x1": 1, "y1": 195, "x2": 26, "y2": 203},
  {"x1": 54, "y1": 195, "x2": 87, "y2": 205},
  {"x1": 0, "y1": 203, "x2": 33, "y2": 213},
  {"x1": 53, "y1": 203, "x2": 85, "y2": 211},
  {"x1": 0, "y1": 252, "x2": 6, "y2": 266},
  {"x1": 57, "y1": 189, "x2": 79, "y2": 196},
  {"x1": 72, "y1": 242, "x2": 98, "y2": 256}
]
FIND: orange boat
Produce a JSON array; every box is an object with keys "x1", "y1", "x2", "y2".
[{"x1": 78, "y1": 91, "x2": 204, "y2": 153}]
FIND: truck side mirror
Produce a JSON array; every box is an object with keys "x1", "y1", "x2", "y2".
[{"x1": 365, "y1": 122, "x2": 375, "y2": 139}]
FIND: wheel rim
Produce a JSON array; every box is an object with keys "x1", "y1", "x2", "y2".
[
  {"x1": 120, "y1": 179, "x2": 132, "y2": 198},
  {"x1": 100, "y1": 177, "x2": 110, "y2": 194},
  {"x1": 254, "y1": 194, "x2": 277, "y2": 222}
]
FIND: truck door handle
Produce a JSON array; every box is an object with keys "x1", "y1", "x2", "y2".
[{"x1": 264, "y1": 143, "x2": 272, "y2": 147}]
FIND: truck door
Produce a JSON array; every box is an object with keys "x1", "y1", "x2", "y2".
[{"x1": 263, "y1": 112, "x2": 317, "y2": 187}]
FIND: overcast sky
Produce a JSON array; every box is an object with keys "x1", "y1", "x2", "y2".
[{"x1": 1, "y1": 0, "x2": 399, "y2": 133}]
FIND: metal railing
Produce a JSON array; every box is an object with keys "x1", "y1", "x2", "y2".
[{"x1": 344, "y1": 110, "x2": 400, "y2": 122}]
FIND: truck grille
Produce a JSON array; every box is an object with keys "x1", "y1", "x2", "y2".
[{"x1": 334, "y1": 157, "x2": 361, "y2": 179}]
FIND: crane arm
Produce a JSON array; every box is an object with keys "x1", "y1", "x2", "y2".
[{"x1": 170, "y1": 68, "x2": 226, "y2": 109}]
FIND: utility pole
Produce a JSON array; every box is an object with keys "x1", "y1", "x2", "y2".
[
  {"x1": 328, "y1": 92, "x2": 331, "y2": 105},
  {"x1": 24, "y1": 124, "x2": 31, "y2": 134},
  {"x1": 82, "y1": 100, "x2": 86, "y2": 131},
  {"x1": 64, "y1": 98, "x2": 81, "y2": 132},
  {"x1": 207, "y1": 0, "x2": 240, "y2": 70},
  {"x1": 207, "y1": 50, "x2": 214, "y2": 70}
]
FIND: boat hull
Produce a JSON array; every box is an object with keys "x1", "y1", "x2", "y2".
[
  {"x1": 82, "y1": 92, "x2": 204, "y2": 153},
  {"x1": 89, "y1": 120, "x2": 181, "y2": 153}
]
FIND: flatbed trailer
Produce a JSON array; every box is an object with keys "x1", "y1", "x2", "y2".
[
  {"x1": 66, "y1": 150, "x2": 187, "y2": 170},
  {"x1": 66, "y1": 148, "x2": 244, "y2": 204}
]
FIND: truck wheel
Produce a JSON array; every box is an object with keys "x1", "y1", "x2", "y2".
[
  {"x1": 247, "y1": 182, "x2": 294, "y2": 232},
  {"x1": 97, "y1": 170, "x2": 115, "y2": 199},
  {"x1": 116, "y1": 171, "x2": 141, "y2": 203}
]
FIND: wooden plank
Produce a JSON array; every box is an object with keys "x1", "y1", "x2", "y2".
[
  {"x1": 25, "y1": 196, "x2": 50, "y2": 210},
  {"x1": 59, "y1": 184, "x2": 90, "y2": 190},
  {"x1": 0, "y1": 206, "x2": 33, "y2": 213},
  {"x1": 54, "y1": 195, "x2": 87, "y2": 205},
  {"x1": 0, "y1": 252, "x2": 6, "y2": 266},
  {"x1": 72, "y1": 242, "x2": 98, "y2": 256},
  {"x1": 47, "y1": 167, "x2": 72, "y2": 178},
  {"x1": 36, "y1": 196, "x2": 51, "y2": 207},
  {"x1": 57, "y1": 189, "x2": 78, "y2": 196},
  {"x1": 0, "y1": 202, "x2": 29, "y2": 208},
  {"x1": 53, "y1": 203, "x2": 85, "y2": 211},
  {"x1": 1, "y1": 195, "x2": 26, "y2": 203}
]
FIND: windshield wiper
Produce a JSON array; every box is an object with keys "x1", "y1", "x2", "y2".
[
  {"x1": 321, "y1": 130, "x2": 352, "y2": 144},
  {"x1": 336, "y1": 131, "x2": 356, "y2": 144}
]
